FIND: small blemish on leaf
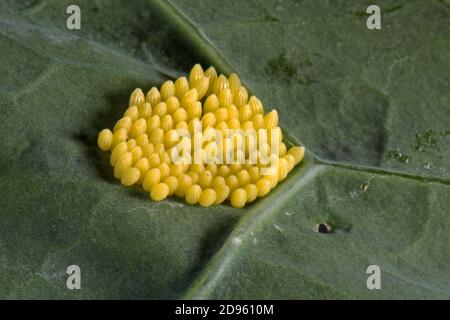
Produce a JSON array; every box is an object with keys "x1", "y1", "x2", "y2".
[
  {"x1": 265, "y1": 50, "x2": 297, "y2": 84},
  {"x1": 316, "y1": 223, "x2": 332, "y2": 234},
  {"x1": 410, "y1": 129, "x2": 450, "y2": 153},
  {"x1": 387, "y1": 150, "x2": 410, "y2": 164}
]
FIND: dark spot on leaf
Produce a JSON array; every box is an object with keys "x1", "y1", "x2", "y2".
[
  {"x1": 316, "y1": 223, "x2": 332, "y2": 234},
  {"x1": 264, "y1": 14, "x2": 279, "y2": 22},
  {"x1": 265, "y1": 50, "x2": 313, "y2": 85}
]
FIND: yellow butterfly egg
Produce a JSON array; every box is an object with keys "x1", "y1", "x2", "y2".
[
  {"x1": 206, "y1": 164, "x2": 218, "y2": 176},
  {"x1": 181, "y1": 88, "x2": 198, "y2": 108},
  {"x1": 213, "y1": 75, "x2": 229, "y2": 96},
  {"x1": 185, "y1": 184, "x2": 202, "y2": 205},
  {"x1": 162, "y1": 151, "x2": 172, "y2": 165},
  {"x1": 158, "y1": 162, "x2": 171, "y2": 180},
  {"x1": 114, "y1": 152, "x2": 133, "y2": 177},
  {"x1": 278, "y1": 157, "x2": 289, "y2": 181},
  {"x1": 189, "y1": 163, "x2": 205, "y2": 174},
  {"x1": 264, "y1": 110, "x2": 279, "y2": 129},
  {"x1": 204, "y1": 66, "x2": 217, "y2": 96},
  {"x1": 193, "y1": 77, "x2": 209, "y2": 100},
  {"x1": 198, "y1": 170, "x2": 213, "y2": 188},
  {"x1": 138, "y1": 102, "x2": 152, "y2": 119},
  {"x1": 126, "y1": 138, "x2": 137, "y2": 151},
  {"x1": 98, "y1": 129, "x2": 113, "y2": 151},
  {"x1": 114, "y1": 116, "x2": 132, "y2": 133},
  {"x1": 160, "y1": 114, "x2": 174, "y2": 132},
  {"x1": 226, "y1": 175, "x2": 239, "y2": 191},
  {"x1": 288, "y1": 146, "x2": 305, "y2": 165},
  {"x1": 112, "y1": 128, "x2": 128, "y2": 148},
  {"x1": 149, "y1": 128, "x2": 164, "y2": 145},
  {"x1": 218, "y1": 164, "x2": 231, "y2": 178},
  {"x1": 154, "y1": 143, "x2": 165, "y2": 156},
  {"x1": 234, "y1": 86, "x2": 248, "y2": 107},
  {"x1": 175, "y1": 174, "x2": 193, "y2": 197},
  {"x1": 130, "y1": 146, "x2": 143, "y2": 163},
  {"x1": 175, "y1": 121, "x2": 188, "y2": 130},
  {"x1": 164, "y1": 176, "x2": 179, "y2": 195},
  {"x1": 244, "y1": 163, "x2": 254, "y2": 170},
  {"x1": 244, "y1": 184, "x2": 258, "y2": 203},
  {"x1": 146, "y1": 115, "x2": 160, "y2": 134},
  {"x1": 121, "y1": 167, "x2": 140, "y2": 186},
  {"x1": 204, "y1": 94, "x2": 219, "y2": 113},
  {"x1": 216, "y1": 121, "x2": 228, "y2": 136},
  {"x1": 160, "y1": 80, "x2": 175, "y2": 101},
  {"x1": 142, "y1": 143, "x2": 155, "y2": 158},
  {"x1": 173, "y1": 108, "x2": 188, "y2": 124},
  {"x1": 187, "y1": 171, "x2": 199, "y2": 184},
  {"x1": 129, "y1": 118, "x2": 147, "y2": 138},
  {"x1": 279, "y1": 142, "x2": 287, "y2": 157},
  {"x1": 248, "y1": 166, "x2": 260, "y2": 182},
  {"x1": 124, "y1": 106, "x2": 139, "y2": 121},
  {"x1": 237, "y1": 169, "x2": 251, "y2": 186},
  {"x1": 212, "y1": 176, "x2": 226, "y2": 188},
  {"x1": 229, "y1": 163, "x2": 243, "y2": 174},
  {"x1": 109, "y1": 141, "x2": 128, "y2": 166},
  {"x1": 166, "y1": 96, "x2": 180, "y2": 114},
  {"x1": 143, "y1": 168, "x2": 161, "y2": 191},
  {"x1": 214, "y1": 108, "x2": 229, "y2": 123},
  {"x1": 227, "y1": 104, "x2": 239, "y2": 120},
  {"x1": 204, "y1": 65, "x2": 217, "y2": 78},
  {"x1": 188, "y1": 121, "x2": 201, "y2": 137},
  {"x1": 164, "y1": 129, "x2": 179, "y2": 148},
  {"x1": 148, "y1": 153, "x2": 161, "y2": 168},
  {"x1": 227, "y1": 118, "x2": 240, "y2": 130},
  {"x1": 265, "y1": 171, "x2": 279, "y2": 189},
  {"x1": 146, "y1": 87, "x2": 161, "y2": 105},
  {"x1": 201, "y1": 112, "x2": 216, "y2": 129},
  {"x1": 218, "y1": 88, "x2": 233, "y2": 108},
  {"x1": 249, "y1": 96, "x2": 264, "y2": 114},
  {"x1": 256, "y1": 178, "x2": 271, "y2": 197},
  {"x1": 284, "y1": 154, "x2": 296, "y2": 171},
  {"x1": 135, "y1": 157, "x2": 150, "y2": 180},
  {"x1": 136, "y1": 133, "x2": 149, "y2": 148},
  {"x1": 170, "y1": 163, "x2": 185, "y2": 176},
  {"x1": 187, "y1": 101, "x2": 203, "y2": 120},
  {"x1": 189, "y1": 64, "x2": 204, "y2": 87},
  {"x1": 252, "y1": 114, "x2": 264, "y2": 130},
  {"x1": 150, "y1": 183, "x2": 170, "y2": 201},
  {"x1": 199, "y1": 188, "x2": 217, "y2": 207},
  {"x1": 214, "y1": 184, "x2": 230, "y2": 204},
  {"x1": 175, "y1": 76, "x2": 189, "y2": 99},
  {"x1": 230, "y1": 188, "x2": 247, "y2": 208},
  {"x1": 228, "y1": 73, "x2": 241, "y2": 95},
  {"x1": 239, "y1": 104, "x2": 253, "y2": 122},
  {"x1": 153, "y1": 101, "x2": 167, "y2": 117},
  {"x1": 242, "y1": 121, "x2": 254, "y2": 131},
  {"x1": 129, "y1": 88, "x2": 145, "y2": 106}
]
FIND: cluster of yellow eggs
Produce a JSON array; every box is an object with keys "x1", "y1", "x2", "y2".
[{"x1": 97, "y1": 64, "x2": 305, "y2": 208}]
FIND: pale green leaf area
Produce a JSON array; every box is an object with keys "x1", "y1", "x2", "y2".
[{"x1": 0, "y1": 0, "x2": 449, "y2": 299}]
